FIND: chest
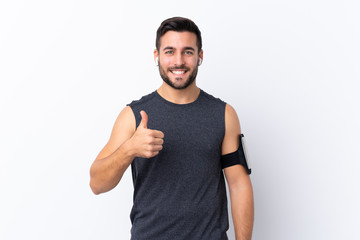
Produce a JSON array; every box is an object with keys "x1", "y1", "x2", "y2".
[{"x1": 146, "y1": 106, "x2": 224, "y2": 156}]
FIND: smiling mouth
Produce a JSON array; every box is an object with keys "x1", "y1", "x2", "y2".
[{"x1": 170, "y1": 70, "x2": 187, "y2": 75}]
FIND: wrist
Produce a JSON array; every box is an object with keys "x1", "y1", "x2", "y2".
[{"x1": 122, "y1": 138, "x2": 136, "y2": 160}]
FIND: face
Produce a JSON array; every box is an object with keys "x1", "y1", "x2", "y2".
[{"x1": 155, "y1": 31, "x2": 203, "y2": 90}]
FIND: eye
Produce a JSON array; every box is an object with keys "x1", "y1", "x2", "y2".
[
  {"x1": 165, "y1": 50, "x2": 174, "y2": 54},
  {"x1": 185, "y1": 51, "x2": 194, "y2": 55}
]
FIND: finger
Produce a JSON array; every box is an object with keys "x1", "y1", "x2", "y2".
[
  {"x1": 151, "y1": 144, "x2": 163, "y2": 151},
  {"x1": 151, "y1": 138, "x2": 164, "y2": 145},
  {"x1": 150, "y1": 129, "x2": 164, "y2": 138},
  {"x1": 139, "y1": 110, "x2": 148, "y2": 128},
  {"x1": 151, "y1": 151, "x2": 160, "y2": 157},
  {"x1": 145, "y1": 150, "x2": 159, "y2": 159}
]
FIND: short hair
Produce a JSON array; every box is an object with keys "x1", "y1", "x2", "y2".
[{"x1": 156, "y1": 17, "x2": 202, "y2": 53}]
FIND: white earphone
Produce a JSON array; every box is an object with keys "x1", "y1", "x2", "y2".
[{"x1": 199, "y1": 59, "x2": 202, "y2": 66}]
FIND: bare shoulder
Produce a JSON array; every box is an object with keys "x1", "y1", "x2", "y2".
[
  {"x1": 225, "y1": 104, "x2": 241, "y2": 132},
  {"x1": 95, "y1": 106, "x2": 135, "y2": 160},
  {"x1": 113, "y1": 106, "x2": 136, "y2": 133},
  {"x1": 222, "y1": 104, "x2": 241, "y2": 155}
]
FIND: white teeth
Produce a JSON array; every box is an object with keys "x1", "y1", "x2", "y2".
[{"x1": 172, "y1": 71, "x2": 185, "y2": 75}]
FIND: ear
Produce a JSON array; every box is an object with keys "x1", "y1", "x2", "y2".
[
  {"x1": 154, "y1": 49, "x2": 159, "y2": 65},
  {"x1": 198, "y1": 49, "x2": 203, "y2": 66}
]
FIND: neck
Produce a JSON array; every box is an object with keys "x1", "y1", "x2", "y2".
[{"x1": 157, "y1": 82, "x2": 200, "y2": 104}]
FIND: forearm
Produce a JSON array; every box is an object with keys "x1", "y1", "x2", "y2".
[
  {"x1": 89, "y1": 140, "x2": 135, "y2": 195},
  {"x1": 229, "y1": 183, "x2": 254, "y2": 240}
]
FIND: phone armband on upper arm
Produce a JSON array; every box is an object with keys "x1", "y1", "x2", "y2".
[{"x1": 221, "y1": 134, "x2": 252, "y2": 174}]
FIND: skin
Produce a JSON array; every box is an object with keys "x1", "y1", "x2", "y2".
[
  {"x1": 89, "y1": 30, "x2": 254, "y2": 240},
  {"x1": 156, "y1": 31, "x2": 200, "y2": 90},
  {"x1": 154, "y1": 31, "x2": 203, "y2": 104},
  {"x1": 222, "y1": 104, "x2": 254, "y2": 240}
]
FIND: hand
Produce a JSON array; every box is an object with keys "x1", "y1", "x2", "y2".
[{"x1": 129, "y1": 110, "x2": 164, "y2": 158}]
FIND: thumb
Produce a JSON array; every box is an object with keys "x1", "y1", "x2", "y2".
[{"x1": 139, "y1": 110, "x2": 148, "y2": 128}]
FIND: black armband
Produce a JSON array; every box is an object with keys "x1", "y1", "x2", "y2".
[{"x1": 221, "y1": 134, "x2": 251, "y2": 174}]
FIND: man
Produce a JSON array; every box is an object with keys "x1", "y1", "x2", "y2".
[{"x1": 90, "y1": 17, "x2": 254, "y2": 240}]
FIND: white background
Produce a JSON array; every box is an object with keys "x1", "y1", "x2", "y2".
[{"x1": 1, "y1": 0, "x2": 359, "y2": 239}]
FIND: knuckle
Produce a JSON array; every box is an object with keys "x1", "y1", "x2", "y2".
[
  {"x1": 146, "y1": 136, "x2": 153, "y2": 144},
  {"x1": 143, "y1": 129, "x2": 151, "y2": 137}
]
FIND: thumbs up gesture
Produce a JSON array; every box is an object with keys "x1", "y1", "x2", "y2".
[
  {"x1": 139, "y1": 110, "x2": 149, "y2": 128},
  {"x1": 129, "y1": 110, "x2": 164, "y2": 159}
]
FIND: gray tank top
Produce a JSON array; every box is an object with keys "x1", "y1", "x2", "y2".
[{"x1": 127, "y1": 89, "x2": 229, "y2": 240}]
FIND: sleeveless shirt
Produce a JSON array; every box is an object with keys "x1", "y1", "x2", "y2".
[{"x1": 127, "y1": 89, "x2": 229, "y2": 240}]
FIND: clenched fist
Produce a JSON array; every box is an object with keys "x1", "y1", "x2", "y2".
[{"x1": 128, "y1": 110, "x2": 164, "y2": 159}]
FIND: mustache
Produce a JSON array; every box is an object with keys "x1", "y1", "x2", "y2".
[{"x1": 169, "y1": 65, "x2": 189, "y2": 71}]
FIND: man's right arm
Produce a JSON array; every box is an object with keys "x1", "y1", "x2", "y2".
[{"x1": 89, "y1": 107, "x2": 164, "y2": 195}]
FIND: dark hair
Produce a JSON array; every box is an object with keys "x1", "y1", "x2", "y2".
[{"x1": 156, "y1": 17, "x2": 202, "y2": 53}]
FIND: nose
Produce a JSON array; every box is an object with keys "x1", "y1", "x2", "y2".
[{"x1": 174, "y1": 52, "x2": 185, "y2": 66}]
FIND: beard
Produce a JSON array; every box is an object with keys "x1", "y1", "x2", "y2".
[{"x1": 158, "y1": 63, "x2": 198, "y2": 90}]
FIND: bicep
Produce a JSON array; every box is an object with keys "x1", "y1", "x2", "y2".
[
  {"x1": 95, "y1": 106, "x2": 135, "y2": 160},
  {"x1": 222, "y1": 104, "x2": 251, "y2": 184}
]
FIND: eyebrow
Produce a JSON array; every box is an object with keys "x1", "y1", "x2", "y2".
[
  {"x1": 162, "y1": 46, "x2": 196, "y2": 51},
  {"x1": 183, "y1": 47, "x2": 195, "y2": 51},
  {"x1": 163, "y1": 46, "x2": 175, "y2": 51}
]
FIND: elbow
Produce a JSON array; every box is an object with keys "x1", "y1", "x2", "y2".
[
  {"x1": 89, "y1": 180, "x2": 104, "y2": 195},
  {"x1": 89, "y1": 161, "x2": 122, "y2": 195},
  {"x1": 89, "y1": 168, "x2": 103, "y2": 195},
  {"x1": 89, "y1": 180, "x2": 101, "y2": 195},
  {"x1": 89, "y1": 164, "x2": 102, "y2": 195}
]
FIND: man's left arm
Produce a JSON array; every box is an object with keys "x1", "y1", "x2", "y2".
[{"x1": 222, "y1": 104, "x2": 254, "y2": 240}]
